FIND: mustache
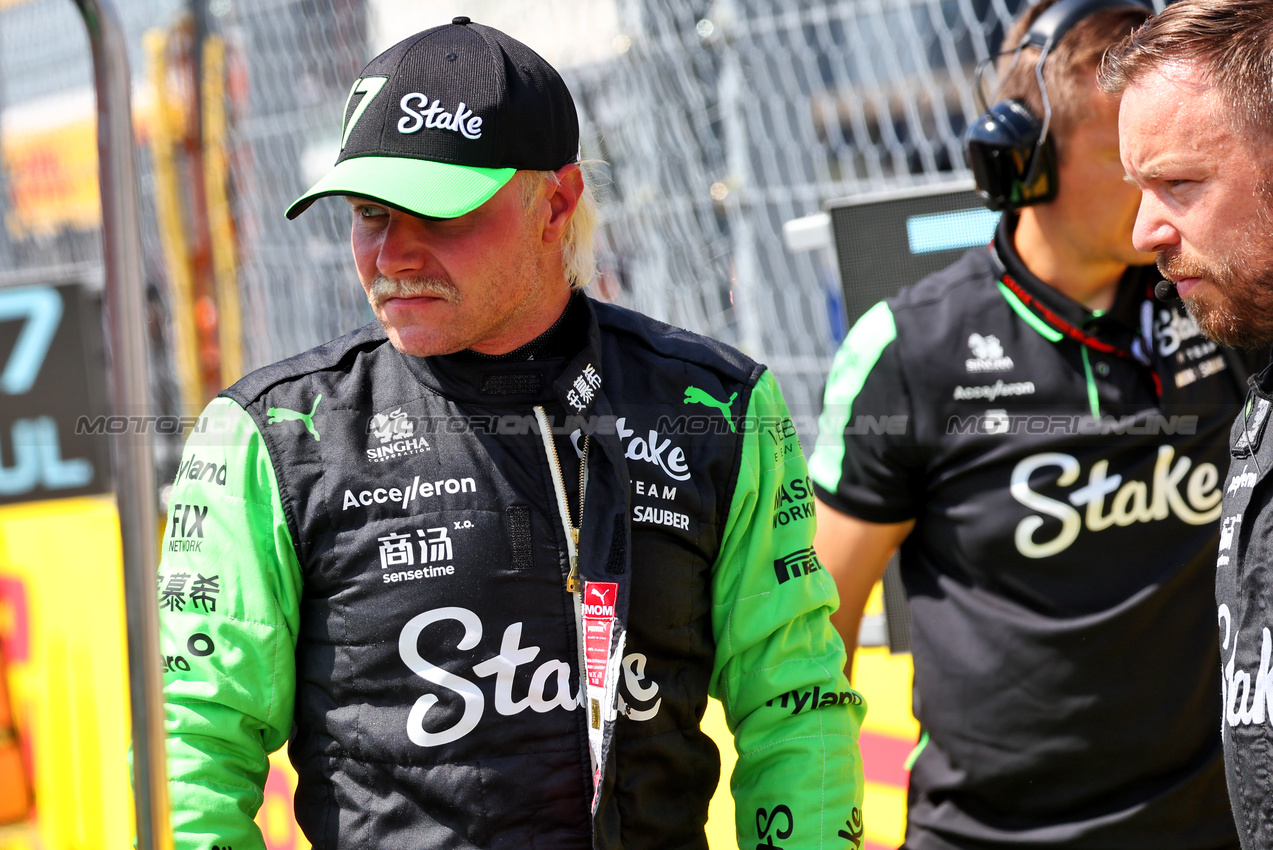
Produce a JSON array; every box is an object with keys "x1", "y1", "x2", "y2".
[
  {"x1": 367, "y1": 274, "x2": 462, "y2": 308},
  {"x1": 1156, "y1": 248, "x2": 1213, "y2": 285}
]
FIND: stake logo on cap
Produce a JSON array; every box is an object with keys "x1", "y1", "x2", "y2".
[{"x1": 286, "y1": 17, "x2": 579, "y2": 221}]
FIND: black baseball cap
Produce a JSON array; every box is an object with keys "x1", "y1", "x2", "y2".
[{"x1": 286, "y1": 17, "x2": 579, "y2": 220}]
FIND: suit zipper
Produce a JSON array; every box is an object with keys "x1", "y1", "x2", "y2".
[
  {"x1": 534, "y1": 406, "x2": 589, "y2": 592},
  {"x1": 534, "y1": 405, "x2": 606, "y2": 801}
]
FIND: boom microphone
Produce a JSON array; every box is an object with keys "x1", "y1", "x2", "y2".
[{"x1": 1154, "y1": 279, "x2": 1179, "y2": 302}]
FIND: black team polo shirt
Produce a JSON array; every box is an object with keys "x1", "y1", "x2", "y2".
[{"x1": 810, "y1": 213, "x2": 1250, "y2": 849}]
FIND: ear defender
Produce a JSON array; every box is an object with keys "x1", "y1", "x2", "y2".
[
  {"x1": 966, "y1": 99, "x2": 1057, "y2": 212},
  {"x1": 965, "y1": 0, "x2": 1149, "y2": 212}
]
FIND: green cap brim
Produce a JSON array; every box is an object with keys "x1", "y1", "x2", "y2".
[{"x1": 285, "y1": 156, "x2": 517, "y2": 220}]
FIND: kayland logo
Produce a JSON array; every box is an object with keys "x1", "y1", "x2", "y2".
[
  {"x1": 766, "y1": 685, "x2": 862, "y2": 715},
  {"x1": 1010, "y1": 446, "x2": 1221, "y2": 559},
  {"x1": 175, "y1": 453, "x2": 226, "y2": 487},
  {"x1": 398, "y1": 607, "x2": 662, "y2": 746},
  {"x1": 367, "y1": 408, "x2": 431, "y2": 462},
  {"x1": 342, "y1": 474, "x2": 476, "y2": 511},
  {"x1": 952, "y1": 380, "x2": 1035, "y2": 402},
  {"x1": 965, "y1": 333, "x2": 1014, "y2": 373},
  {"x1": 266, "y1": 395, "x2": 321, "y2": 441},
  {"x1": 774, "y1": 547, "x2": 821, "y2": 584},
  {"x1": 683, "y1": 386, "x2": 737, "y2": 433},
  {"x1": 572, "y1": 417, "x2": 690, "y2": 481},
  {"x1": 398, "y1": 93, "x2": 483, "y2": 139}
]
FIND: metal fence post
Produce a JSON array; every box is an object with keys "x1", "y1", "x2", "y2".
[{"x1": 71, "y1": 2, "x2": 170, "y2": 848}]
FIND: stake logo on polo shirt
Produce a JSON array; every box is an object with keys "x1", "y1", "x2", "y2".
[{"x1": 1010, "y1": 445, "x2": 1221, "y2": 559}]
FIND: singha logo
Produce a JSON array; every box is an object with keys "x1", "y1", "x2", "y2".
[
  {"x1": 965, "y1": 333, "x2": 1014, "y2": 373},
  {"x1": 370, "y1": 408, "x2": 415, "y2": 444}
]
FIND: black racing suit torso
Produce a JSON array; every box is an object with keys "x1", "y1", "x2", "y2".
[
  {"x1": 810, "y1": 215, "x2": 1247, "y2": 849},
  {"x1": 158, "y1": 294, "x2": 865, "y2": 850},
  {"x1": 1215, "y1": 358, "x2": 1273, "y2": 849}
]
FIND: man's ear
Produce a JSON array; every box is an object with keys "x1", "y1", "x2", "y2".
[{"x1": 543, "y1": 164, "x2": 584, "y2": 245}]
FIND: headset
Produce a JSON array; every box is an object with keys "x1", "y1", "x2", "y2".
[{"x1": 965, "y1": 0, "x2": 1151, "y2": 212}]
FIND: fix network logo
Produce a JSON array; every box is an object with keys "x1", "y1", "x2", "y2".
[{"x1": 167, "y1": 502, "x2": 208, "y2": 553}]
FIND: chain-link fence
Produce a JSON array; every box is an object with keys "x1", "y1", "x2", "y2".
[{"x1": 2, "y1": 0, "x2": 1091, "y2": 463}]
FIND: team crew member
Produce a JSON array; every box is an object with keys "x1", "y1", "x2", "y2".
[
  {"x1": 811, "y1": 0, "x2": 1249, "y2": 846},
  {"x1": 157, "y1": 18, "x2": 864, "y2": 850},
  {"x1": 1101, "y1": 1, "x2": 1273, "y2": 844}
]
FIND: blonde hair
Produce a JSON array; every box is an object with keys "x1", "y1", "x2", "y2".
[{"x1": 519, "y1": 166, "x2": 599, "y2": 290}]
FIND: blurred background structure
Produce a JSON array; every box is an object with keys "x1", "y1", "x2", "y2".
[{"x1": 0, "y1": 0, "x2": 1088, "y2": 846}]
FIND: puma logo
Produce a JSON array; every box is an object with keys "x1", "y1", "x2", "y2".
[
  {"x1": 589, "y1": 585, "x2": 614, "y2": 606},
  {"x1": 683, "y1": 386, "x2": 737, "y2": 433},
  {"x1": 267, "y1": 394, "x2": 323, "y2": 442}
]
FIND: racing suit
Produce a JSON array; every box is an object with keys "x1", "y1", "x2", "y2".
[
  {"x1": 158, "y1": 294, "x2": 865, "y2": 850},
  {"x1": 810, "y1": 213, "x2": 1245, "y2": 848},
  {"x1": 1214, "y1": 361, "x2": 1273, "y2": 849}
]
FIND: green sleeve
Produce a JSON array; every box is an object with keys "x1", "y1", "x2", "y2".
[
  {"x1": 710, "y1": 370, "x2": 867, "y2": 849},
  {"x1": 158, "y1": 397, "x2": 302, "y2": 850}
]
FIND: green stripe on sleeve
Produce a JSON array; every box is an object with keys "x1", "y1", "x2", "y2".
[{"x1": 809, "y1": 300, "x2": 897, "y2": 493}]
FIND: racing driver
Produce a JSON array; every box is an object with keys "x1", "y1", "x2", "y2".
[{"x1": 155, "y1": 17, "x2": 865, "y2": 850}]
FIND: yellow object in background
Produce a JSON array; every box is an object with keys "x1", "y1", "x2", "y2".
[{"x1": 0, "y1": 496, "x2": 134, "y2": 849}]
